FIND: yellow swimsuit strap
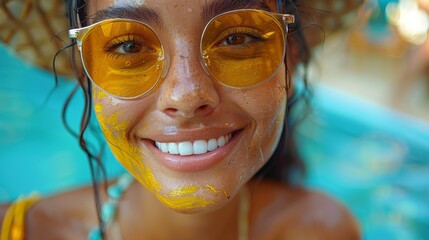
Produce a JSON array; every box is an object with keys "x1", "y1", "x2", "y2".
[{"x1": 1, "y1": 193, "x2": 41, "y2": 240}]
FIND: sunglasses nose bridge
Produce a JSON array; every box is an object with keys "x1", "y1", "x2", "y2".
[
  {"x1": 156, "y1": 39, "x2": 220, "y2": 119},
  {"x1": 159, "y1": 36, "x2": 208, "y2": 80},
  {"x1": 160, "y1": 51, "x2": 170, "y2": 78}
]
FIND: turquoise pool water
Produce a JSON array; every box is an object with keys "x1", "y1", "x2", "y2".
[
  {"x1": 296, "y1": 86, "x2": 429, "y2": 240},
  {"x1": 0, "y1": 44, "x2": 428, "y2": 239},
  {"x1": 0, "y1": 44, "x2": 124, "y2": 197}
]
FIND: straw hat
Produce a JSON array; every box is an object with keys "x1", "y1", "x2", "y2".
[
  {"x1": 299, "y1": 0, "x2": 364, "y2": 31},
  {"x1": 0, "y1": 0, "x2": 364, "y2": 76},
  {"x1": 296, "y1": 0, "x2": 364, "y2": 47},
  {"x1": 0, "y1": 0, "x2": 72, "y2": 77}
]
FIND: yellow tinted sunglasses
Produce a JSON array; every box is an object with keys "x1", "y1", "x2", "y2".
[{"x1": 69, "y1": 9, "x2": 295, "y2": 99}]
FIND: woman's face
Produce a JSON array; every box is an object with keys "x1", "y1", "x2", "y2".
[{"x1": 88, "y1": 0, "x2": 288, "y2": 213}]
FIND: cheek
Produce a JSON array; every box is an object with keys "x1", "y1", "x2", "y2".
[
  {"x1": 93, "y1": 89, "x2": 162, "y2": 193},
  {"x1": 93, "y1": 90, "x2": 215, "y2": 212},
  {"x1": 257, "y1": 86, "x2": 286, "y2": 152},
  {"x1": 241, "y1": 76, "x2": 287, "y2": 172}
]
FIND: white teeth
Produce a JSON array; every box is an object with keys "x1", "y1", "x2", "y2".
[
  {"x1": 168, "y1": 143, "x2": 179, "y2": 154},
  {"x1": 178, "y1": 142, "x2": 193, "y2": 156},
  {"x1": 160, "y1": 143, "x2": 168, "y2": 153},
  {"x1": 193, "y1": 140, "x2": 208, "y2": 155},
  {"x1": 207, "y1": 139, "x2": 217, "y2": 151},
  {"x1": 155, "y1": 134, "x2": 232, "y2": 156},
  {"x1": 217, "y1": 136, "x2": 225, "y2": 147}
]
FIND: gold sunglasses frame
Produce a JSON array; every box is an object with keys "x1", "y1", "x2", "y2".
[{"x1": 69, "y1": 9, "x2": 295, "y2": 99}]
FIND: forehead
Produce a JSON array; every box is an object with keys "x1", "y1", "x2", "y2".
[{"x1": 87, "y1": 0, "x2": 274, "y2": 25}]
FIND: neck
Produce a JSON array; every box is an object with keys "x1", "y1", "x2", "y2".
[{"x1": 119, "y1": 182, "x2": 244, "y2": 240}]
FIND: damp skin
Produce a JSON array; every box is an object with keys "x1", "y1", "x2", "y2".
[{"x1": 90, "y1": 0, "x2": 288, "y2": 213}]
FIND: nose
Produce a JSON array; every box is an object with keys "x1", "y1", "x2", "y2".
[{"x1": 156, "y1": 38, "x2": 219, "y2": 119}]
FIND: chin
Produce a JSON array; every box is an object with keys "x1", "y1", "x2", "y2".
[
  {"x1": 156, "y1": 190, "x2": 234, "y2": 214},
  {"x1": 170, "y1": 202, "x2": 224, "y2": 214}
]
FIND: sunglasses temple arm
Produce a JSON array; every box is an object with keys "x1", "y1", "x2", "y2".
[
  {"x1": 283, "y1": 15, "x2": 295, "y2": 25},
  {"x1": 281, "y1": 14, "x2": 293, "y2": 68},
  {"x1": 69, "y1": 29, "x2": 79, "y2": 39}
]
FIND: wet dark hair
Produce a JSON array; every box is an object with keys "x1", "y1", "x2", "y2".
[{"x1": 62, "y1": 0, "x2": 312, "y2": 237}]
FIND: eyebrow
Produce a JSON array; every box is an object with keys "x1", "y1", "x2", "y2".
[
  {"x1": 201, "y1": 0, "x2": 272, "y2": 22},
  {"x1": 91, "y1": 5, "x2": 162, "y2": 27},
  {"x1": 90, "y1": 0, "x2": 271, "y2": 27}
]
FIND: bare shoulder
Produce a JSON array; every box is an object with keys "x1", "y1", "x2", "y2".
[
  {"x1": 0, "y1": 185, "x2": 99, "y2": 240},
  {"x1": 249, "y1": 180, "x2": 361, "y2": 240}
]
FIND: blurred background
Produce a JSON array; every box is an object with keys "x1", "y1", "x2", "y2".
[{"x1": 0, "y1": 0, "x2": 428, "y2": 239}]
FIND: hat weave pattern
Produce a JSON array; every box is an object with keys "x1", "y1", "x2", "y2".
[{"x1": 0, "y1": 0, "x2": 72, "y2": 76}]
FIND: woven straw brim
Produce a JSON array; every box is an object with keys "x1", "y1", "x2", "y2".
[
  {"x1": 0, "y1": 0, "x2": 72, "y2": 77},
  {"x1": 295, "y1": 0, "x2": 364, "y2": 48}
]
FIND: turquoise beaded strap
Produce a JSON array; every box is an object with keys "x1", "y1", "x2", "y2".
[{"x1": 88, "y1": 174, "x2": 134, "y2": 240}]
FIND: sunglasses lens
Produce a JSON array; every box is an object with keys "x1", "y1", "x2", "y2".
[
  {"x1": 201, "y1": 10, "x2": 285, "y2": 88},
  {"x1": 81, "y1": 20, "x2": 164, "y2": 98}
]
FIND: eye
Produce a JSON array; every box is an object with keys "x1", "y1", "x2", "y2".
[
  {"x1": 225, "y1": 33, "x2": 249, "y2": 45},
  {"x1": 105, "y1": 34, "x2": 153, "y2": 56},
  {"x1": 115, "y1": 41, "x2": 143, "y2": 54},
  {"x1": 218, "y1": 27, "x2": 264, "y2": 47}
]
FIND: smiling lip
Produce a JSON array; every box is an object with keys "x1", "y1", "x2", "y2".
[{"x1": 145, "y1": 129, "x2": 243, "y2": 172}]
